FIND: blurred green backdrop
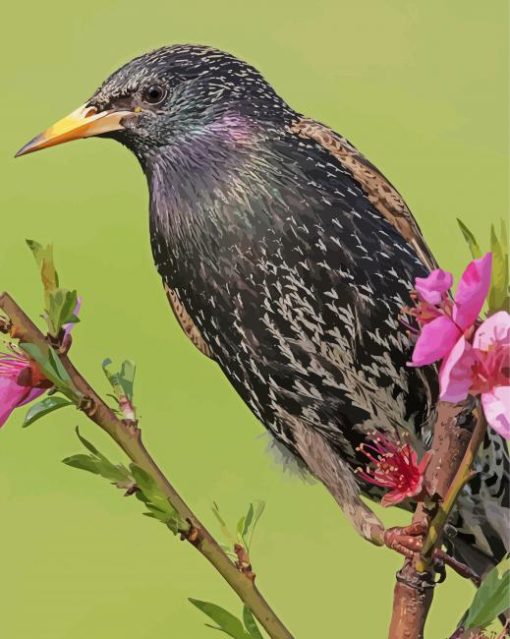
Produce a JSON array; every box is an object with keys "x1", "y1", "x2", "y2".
[{"x1": 0, "y1": 1, "x2": 507, "y2": 637}]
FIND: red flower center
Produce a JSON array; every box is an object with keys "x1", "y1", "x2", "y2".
[
  {"x1": 356, "y1": 434, "x2": 430, "y2": 507},
  {"x1": 470, "y1": 343, "x2": 510, "y2": 394}
]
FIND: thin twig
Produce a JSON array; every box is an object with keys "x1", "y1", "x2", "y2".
[
  {"x1": 0, "y1": 291, "x2": 294, "y2": 639},
  {"x1": 388, "y1": 400, "x2": 485, "y2": 639}
]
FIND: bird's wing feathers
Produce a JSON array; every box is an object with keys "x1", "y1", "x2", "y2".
[
  {"x1": 164, "y1": 283, "x2": 213, "y2": 358},
  {"x1": 288, "y1": 118, "x2": 437, "y2": 271}
]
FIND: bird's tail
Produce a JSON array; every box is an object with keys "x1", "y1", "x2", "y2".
[{"x1": 450, "y1": 428, "x2": 509, "y2": 579}]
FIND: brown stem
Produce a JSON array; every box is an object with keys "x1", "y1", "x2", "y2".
[
  {"x1": 388, "y1": 400, "x2": 485, "y2": 639},
  {"x1": 0, "y1": 292, "x2": 294, "y2": 639}
]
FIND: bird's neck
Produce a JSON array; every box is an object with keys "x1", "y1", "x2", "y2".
[{"x1": 144, "y1": 114, "x2": 282, "y2": 284}]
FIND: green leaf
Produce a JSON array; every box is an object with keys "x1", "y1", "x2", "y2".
[
  {"x1": 465, "y1": 555, "x2": 510, "y2": 629},
  {"x1": 500, "y1": 219, "x2": 508, "y2": 255},
  {"x1": 488, "y1": 223, "x2": 510, "y2": 313},
  {"x1": 102, "y1": 358, "x2": 136, "y2": 403},
  {"x1": 63, "y1": 428, "x2": 133, "y2": 488},
  {"x1": 47, "y1": 288, "x2": 79, "y2": 336},
  {"x1": 246, "y1": 501, "x2": 265, "y2": 550},
  {"x1": 237, "y1": 515, "x2": 246, "y2": 541},
  {"x1": 242, "y1": 607, "x2": 264, "y2": 639},
  {"x1": 64, "y1": 432, "x2": 185, "y2": 527},
  {"x1": 457, "y1": 219, "x2": 482, "y2": 259},
  {"x1": 212, "y1": 502, "x2": 237, "y2": 545},
  {"x1": 26, "y1": 240, "x2": 80, "y2": 336},
  {"x1": 212, "y1": 502, "x2": 227, "y2": 527},
  {"x1": 62, "y1": 453, "x2": 106, "y2": 475},
  {"x1": 242, "y1": 503, "x2": 255, "y2": 540},
  {"x1": 130, "y1": 465, "x2": 163, "y2": 507},
  {"x1": 189, "y1": 600, "x2": 252, "y2": 639},
  {"x1": 130, "y1": 464, "x2": 183, "y2": 532},
  {"x1": 119, "y1": 360, "x2": 136, "y2": 402},
  {"x1": 19, "y1": 342, "x2": 77, "y2": 400},
  {"x1": 75, "y1": 427, "x2": 110, "y2": 462},
  {"x1": 26, "y1": 239, "x2": 59, "y2": 294},
  {"x1": 22, "y1": 396, "x2": 73, "y2": 427},
  {"x1": 47, "y1": 347, "x2": 73, "y2": 385}
]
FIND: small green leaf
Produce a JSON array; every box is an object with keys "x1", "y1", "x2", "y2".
[
  {"x1": 500, "y1": 219, "x2": 508, "y2": 258},
  {"x1": 242, "y1": 607, "x2": 264, "y2": 639},
  {"x1": 212, "y1": 502, "x2": 227, "y2": 527},
  {"x1": 19, "y1": 342, "x2": 78, "y2": 400},
  {"x1": 189, "y1": 600, "x2": 252, "y2": 639},
  {"x1": 75, "y1": 427, "x2": 110, "y2": 462},
  {"x1": 237, "y1": 515, "x2": 246, "y2": 541},
  {"x1": 130, "y1": 464, "x2": 183, "y2": 532},
  {"x1": 488, "y1": 223, "x2": 510, "y2": 313},
  {"x1": 246, "y1": 501, "x2": 265, "y2": 550},
  {"x1": 47, "y1": 348, "x2": 73, "y2": 386},
  {"x1": 102, "y1": 358, "x2": 136, "y2": 404},
  {"x1": 457, "y1": 219, "x2": 482, "y2": 259},
  {"x1": 62, "y1": 453, "x2": 105, "y2": 474},
  {"x1": 23, "y1": 396, "x2": 73, "y2": 427},
  {"x1": 64, "y1": 428, "x2": 133, "y2": 488},
  {"x1": 212, "y1": 502, "x2": 237, "y2": 546},
  {"x1": 26, "y1": 239, "x2": 59, "y2": 294},
  {"x1": 119, "y1": 360, "x2": 136, "y2": 402},
  {"x1": 242, "y1": 503, "x2": 255, "y2": 540},
  {"x1": 465, "y1": 555, "x2": 510, "y2": 629},
  {"x1": 47, "y1": 288, "x2": 79, "y2": 336}
]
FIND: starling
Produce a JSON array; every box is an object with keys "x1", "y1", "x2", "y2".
[{"x1": 17, "y1": 45, "x2": 508, "y2": 577}]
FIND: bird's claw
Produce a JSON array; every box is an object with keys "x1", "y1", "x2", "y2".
[
  {"x1": 383, "y1": 523, "x2": 480, "y2": 584},
  {"x1": 384, "y1": 522, "x2": 427, "y2": 559}
]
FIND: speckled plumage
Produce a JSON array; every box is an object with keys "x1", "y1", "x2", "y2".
[{"x1": 89, "y1": 45, "x2": 508, "y2": 573}]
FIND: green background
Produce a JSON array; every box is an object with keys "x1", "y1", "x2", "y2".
[{"x1": 0, "y1": 1, "x2": 507, "y2": 637}]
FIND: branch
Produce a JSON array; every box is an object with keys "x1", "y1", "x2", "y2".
[
  {"x1": 0, "y1": 291, "x2": 294, "y2": 639},
  {"x1": 388, "y1": 400, "x2": 486, "y2": 639}
]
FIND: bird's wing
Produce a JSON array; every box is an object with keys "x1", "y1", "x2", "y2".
[
  {"x1": 164, "y1": 283, "x2": 213, "y2": 358},
  {"x1": 288, "y1": 118, "x2": 437, "y2": 271}
]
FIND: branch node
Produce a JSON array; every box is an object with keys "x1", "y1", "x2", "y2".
[
  {"x1": 78, "y1": 396, "x2": 99, "y2": 418},
  {"x1": 180, "y1": 518, "x2": 202, "y2": 546},
  {"x1": 123, "y1": 419, "x2": 140, "y2": 436},
  {"x1": 0, "y1": 316, "x2": 12, "y2": 334},
  {"x1": 396, "y1": 567, "x2": 436, "y2": 591},
  {"x1": 234, "y1": 543, "x2": 256, "y2": 582}
]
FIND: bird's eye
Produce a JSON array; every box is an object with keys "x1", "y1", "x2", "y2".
[{"x1": 142, "y1": 84, "x2": 167, "y2": 105}]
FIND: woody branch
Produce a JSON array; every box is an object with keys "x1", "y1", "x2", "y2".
[
  {"x1": 0, "y1": 291, "x2": 294, "y2": 639},
  {"x1": 388, "y1": 399, "x2": 487, "y2": 639}
]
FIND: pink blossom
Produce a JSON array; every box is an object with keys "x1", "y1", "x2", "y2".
[
  {"x1": 356, "y1": 434, "x2": 430, "y2": 507},
  {"x1": 0, "y1": 349, "x2": 50, "y2": 427},
  {"x1": 410, "y1": 253, "x2": 492, "y2": 367},
  {"x1": 440, "y1": 311, "x2": 510, "y2": 439},
  {"x1": 415, "y1": 269, "x2": 453, "y2": 305}
]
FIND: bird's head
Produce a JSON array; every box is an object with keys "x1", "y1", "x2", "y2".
[{"x1": 16, "y1": 45, "x2": 292, "y2": 164}]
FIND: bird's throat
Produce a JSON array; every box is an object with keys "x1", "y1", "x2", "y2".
[{"x1": 145, "y1": 119, "x2": 273, "y2": 292}]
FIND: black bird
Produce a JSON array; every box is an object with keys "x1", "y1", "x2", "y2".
[{"x1": 17, "y1": 45, "x2": 508, "y2": 577}]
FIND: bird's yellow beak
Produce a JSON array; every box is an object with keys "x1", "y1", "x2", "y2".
[{"x1": 15, "y1": 103, "x2": 133, "y2": 157}]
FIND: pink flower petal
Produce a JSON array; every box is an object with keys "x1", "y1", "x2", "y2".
[
  {"x1": 439, "y1": 336, "x2": 475, "y2": 403},
  {"x1": 381, "y1": 490, "x2": 407, "y2": 507},
  {"x1": 0, "y1": 377, "x2": 31, "y2": 427},
  {"x1": 453, "y1": 253, "x2": 492, "y2": 330},
  {"x1": 17, "y1": 386, "x2": 46, "y2": 407},
  {"x1": 473, "y1": 311, "x2": 510, "y2": 351},
  {"x1": 0, "y1": 352, "x2": 30, "y2": 376},
  {"x1": 410, "y1": 316, "x2": 461, "y2": 366},
  {"x1": 415, "y1": 269, "x2": 453, "y2": 305},
  {"x1": 482, "y1": 387, "x2": 510, "y2": 440}
]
